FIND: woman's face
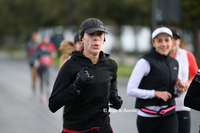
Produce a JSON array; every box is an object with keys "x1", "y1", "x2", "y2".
[
  {"x1": 152, "y1": 33, "x2": 172, "y2": 56},
  {"x1": 82, "y1": 31, "x2": 104, "y2": 56},
  {"x1": 74, "y1": 41, "x2": 82, "y2": 51},
  {"x1": 171, "y1": 35, "x2": 181, "y2": 53},
  {"x1": 43, "y1": 36, "x2": 50, "y2": 44}
]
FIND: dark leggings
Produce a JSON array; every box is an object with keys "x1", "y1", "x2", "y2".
[
  {"x1": 38, "y1": 66, "x2": 50, "y2": 96},
  {"x1": 137, "y1": 113, "x2": 178, "y2": 133},
  {"x1": 176, "y1": 111, "x2": 191, "y2": 133}
]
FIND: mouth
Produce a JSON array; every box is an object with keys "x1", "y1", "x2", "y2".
[
  {"x1": 160, "y1": 47, "x2": 168, "y2": 52},
  {"x1": 93, "y1": 44, "x2": 100, "y2": 49}
]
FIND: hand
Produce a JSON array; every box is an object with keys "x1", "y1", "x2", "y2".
[
  {"x1": 109, "y1": 93, "x2": 123, "y2": 110},
  {"x1": 154, "y1": 91, "x2": 172, "y2": 102},
  {"x1": 176, "y1": 78, "x2": 187, "y2": 92},
  {"x1": 74, "y1": 66, "x2": 94, "y2": 90}
]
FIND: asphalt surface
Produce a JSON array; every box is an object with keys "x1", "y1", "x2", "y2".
[{"x1": 0, "y1": 53, "x2": 200, "y2": 133}]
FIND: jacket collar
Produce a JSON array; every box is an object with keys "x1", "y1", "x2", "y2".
[
  {"x1": 151, "y1": 47, "x2": 171, "y2": 62},
  {"x1": 71, "y1": 50, "x2": 110, "y2": 66}
]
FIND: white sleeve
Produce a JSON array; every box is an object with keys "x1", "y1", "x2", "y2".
[{"x1": 127, "y1": 58, "x2": 155, "y2": 99}]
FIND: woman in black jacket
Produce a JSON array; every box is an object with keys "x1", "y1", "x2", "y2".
[
  {"x1": 49, "y1": 18, "x2": 123, "y2": 133},
  {"x1": 184, "y1": 69, "x2": 200, "y2": 111}
]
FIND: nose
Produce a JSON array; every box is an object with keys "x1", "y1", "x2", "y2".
[
  {"x1": 94, "y1": 35, "x2": 100, "y2": 41},
  {"x1": 161, "y1": 41, "x2": 167, "y2": 46}
]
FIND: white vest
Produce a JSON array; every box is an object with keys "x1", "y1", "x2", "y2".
[{"x1": 175, "y1": 47, "x2": 190, "y2": 111}]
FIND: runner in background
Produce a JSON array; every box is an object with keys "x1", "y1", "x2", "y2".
[
  {"x1": 24, "y1": 31, "x2": 38, "y2": 90},
  {"x1": 58, "y1": 40, "x2": 75, "y2": 68},
  {"x1": 58, "y1": 33, "x2": 82, "y2": 68},
  {"x1": 73, "y1": 33, "x2": 83, "y2": 51},
  {"x1": 170, "y1": 28, "x2": 198, "y2": 133},
  {"x1": 33, "y1": 32, "x2": 56, "y2": 102},
  {"x1": 127, "y1": 26, "x2": 185, "y2": 133}
]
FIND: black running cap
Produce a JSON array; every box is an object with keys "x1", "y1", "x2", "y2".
[
  {"x1": 171, "y1": 28, "x2": 181, "y2": 39},
  {"x1": 79, "y1": 18, "x2": 107, "y2": 34}
]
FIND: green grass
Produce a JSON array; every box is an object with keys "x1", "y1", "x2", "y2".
[
  {"x1": 117, "y1": 64, "x2": 134, "y2": 78},
  {"x1": 53, "y1": 57, "x2": 60, "y2": 67},
  {"x1": 54, "y1": 57, "x2": 135, "y2": 78}
]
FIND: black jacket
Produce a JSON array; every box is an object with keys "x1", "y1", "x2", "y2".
[
  {"x1": 135, "y1": 48, "x2": 179, "y2": 108},
  {"x1": 49, "y1": 50, "x2": 118, "y2": 131},
  {"x1": 184, "y1": 70, "x2": 200, "y2": 111}
]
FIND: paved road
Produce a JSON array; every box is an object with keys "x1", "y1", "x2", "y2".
[{"x1": 0, "y1": 54, "x2": 200, "y2": 133}]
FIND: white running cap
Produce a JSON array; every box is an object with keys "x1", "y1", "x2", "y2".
[{"x1": 152, "y1": 27, "x2": 172, "y2": 40}]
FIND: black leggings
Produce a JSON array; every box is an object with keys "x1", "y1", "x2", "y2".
[
  {"x1": 38, "y1": 66, "x2": 50, "y2": 96},
  {"x1": 137, "y1": 113, "x2": 178, "y2": 133},
  {"x1": 176, "y1": 111, "x2": 191, "y2": 133}
]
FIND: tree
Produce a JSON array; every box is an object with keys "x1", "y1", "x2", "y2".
[{"x1": 181, "y1": 0, "x2": 200, "y2": 57}]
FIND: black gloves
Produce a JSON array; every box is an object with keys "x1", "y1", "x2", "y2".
[
  {"x1": 109, "y1": 93, "x2": 123, "y2": 110},
  {"x1": 73, "y1": 66, "x2": 93, "y2": 93}
]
